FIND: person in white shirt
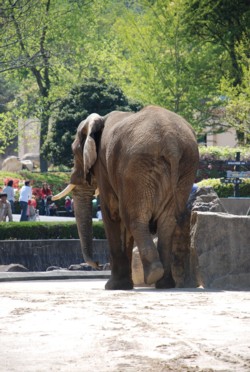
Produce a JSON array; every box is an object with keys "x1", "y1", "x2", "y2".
[
  {"x1": 96, "y1": 205, "x2": 103, "y2": 221},
  {"x1": 3, "y1": 179, "x2": 15, "y2": 213},
  {"x1": 19, "y1": 180, "x2": 32, "y2": 221},
  {"x1": 0, "y1": 192, "x2": 13, "y2": 222}
]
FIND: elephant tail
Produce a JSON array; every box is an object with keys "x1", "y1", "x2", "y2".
[
  {"x1": 170, "y1": 159, "x2": 183, "y2": 225},
  {"x1": 170, "y1": 157, "x2": 193, "y2": 226}
]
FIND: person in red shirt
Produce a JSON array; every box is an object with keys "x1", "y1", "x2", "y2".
[
  {"x1": 65, "y1": 196, "x2": 72, "y2": 216},
  {"x1": 40, "y1": 182, "x2": 52, "y2": 215},
  {"x1": 27, "y1": 195, "x2": 37, "y2": 221}
]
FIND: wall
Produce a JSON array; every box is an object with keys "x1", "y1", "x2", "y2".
[
  {"x1": 220, "y1": 198, "x2": 250, "y2": 215},
  {"x1": 191, "y1": 211, "x2": 250, "y2": 290},
  {"x1": 0, "y1": 239, "x2": 109, "y2": 271},
  {"x1": 206, "y1": 127, "x2": 237, "y2": 147}
]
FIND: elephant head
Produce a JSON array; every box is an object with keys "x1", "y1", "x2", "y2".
[{"x1": 53, "y1": 114, "x2": 104, "y2": 269}]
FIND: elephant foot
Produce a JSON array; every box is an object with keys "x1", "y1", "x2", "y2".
[
  {"x1": 155, "y1": 273, "x2": 175, "y2": 289},
  {"x1": 105, "y1": 276, "x2": 134, "y2": 290},
  {"x1": 144, "y1": 261, "x2": 164, "y2": 285}
]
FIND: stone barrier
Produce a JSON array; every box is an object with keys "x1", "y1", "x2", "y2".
[
  {"x1": 132, "y1": 211, "x2": 250, "y2": 290},
  {"x1": 220, "y1": 197, "x2": 250, "y2": 215},
  {"x1": 0, "y1": 239, "x2": 109, "y2": 271},
  {"x1": 191, "y1": 211, "x2": 250, "y2": 290}
]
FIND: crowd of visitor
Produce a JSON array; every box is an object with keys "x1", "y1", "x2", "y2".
[{"x1": 0, "y1": 179, "x2": 76, "y2": 222}]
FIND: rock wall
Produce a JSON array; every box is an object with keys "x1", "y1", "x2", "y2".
[
  {"x1": 220, "y1": 198, "x2": 250, "y2": 215},
  {"x1": 191, "y1": 211, "x2": 250, "y2": 290}
]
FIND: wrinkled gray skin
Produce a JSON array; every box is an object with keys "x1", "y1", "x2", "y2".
[{"x1": 71, "y1": 105, "x2": 199, "y2": 290}]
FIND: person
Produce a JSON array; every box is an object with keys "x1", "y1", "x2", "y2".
[
  {"x1": 0, "y1": 192, "x2": 13, "y2": 222},
  {"x1": 3, "y1": 180, "x2": 15, "y2": 213},
  {"x1": 19, "y1": 180, "x2": 32, "y2": 221},
  {"x1": 46, "y1": 195, "x2": 58, "y2": 216},
  {"x1": 65, "y1": 196, "x2": 72, "y2": 216},
  {"x1": 40, "y1": 182, "x2": 52, "y2": 215},
  {"x1": 191, "y1": 183, "x2": 199, "y2": 194},
  {"x1": 27, "y1": 195, "x2": 37, "y2": 221},
  {"x1": 96, "y1": 205, "x2": 103, "y2": 220}
]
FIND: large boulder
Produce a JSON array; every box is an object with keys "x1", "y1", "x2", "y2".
[
  {"x1": 21, "y1": 152, "x2": 40, "y2": 168},
  {"x1": 191, "y1": 211, "x2": 250, "y2": 290},
  {"x1": 187, "y1": 186, "x2": 227, "y2": 213},
  {"x1": 1, "y1": 156, "x2": 22, "y2": 172},
  {"x1": 21, "y1": 159, "x2": 34, "y2": 171},
  {"x1": 0, "y1": 264, "x2": 29, "y2": 272}
]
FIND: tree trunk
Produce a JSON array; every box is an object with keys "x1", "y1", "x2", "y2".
[{"x1": 39, "y1": 104, "x2": 50, "y2": 172}]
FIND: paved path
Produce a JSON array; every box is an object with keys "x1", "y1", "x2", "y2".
[
  {"x1": 12, "y1": 213, "x2": 75, "y2": 222},
  {"x1": 0, "y1": 280, "x2": 249, "y2": 371},
  {"x1": 12, "y1": 214, "x2": 99, "y2": 222}
]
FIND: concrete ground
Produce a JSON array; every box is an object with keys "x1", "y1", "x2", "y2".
[{"x1": 0, "y1": 279, "x2": 249, "y2": 372}]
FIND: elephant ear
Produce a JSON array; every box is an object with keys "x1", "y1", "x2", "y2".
[{"x1": 77, "y1": 113, "x2": 104, "y2": 180}]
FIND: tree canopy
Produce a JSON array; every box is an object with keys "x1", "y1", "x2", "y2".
[
  {"x1": 45, "y1": 77, "x2": 142, "y2": 167},
  {"x1": 0, "y1": 0, "x2": 249, "y2": 166}
]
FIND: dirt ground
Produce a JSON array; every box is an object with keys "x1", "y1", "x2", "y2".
[{"x1": 0, "y1": 279, "x2": 249, "y2": 372}]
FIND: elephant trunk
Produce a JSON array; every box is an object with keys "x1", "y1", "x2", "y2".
[{"x1": 72, "y1": 185, "x2": 99, "y2": 269}]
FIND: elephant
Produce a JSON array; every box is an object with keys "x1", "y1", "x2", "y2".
[{"x1": 53, "y1": 105, "x2": 199, "y2": 290}]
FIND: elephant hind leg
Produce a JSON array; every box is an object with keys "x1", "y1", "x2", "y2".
[
  {"x1": 130, "y1": 222, "x2": 164, "y2": 285},
  {"x1": 144, "y1": 261, "x2": 165, "y2": 286},
  {"x1": 155, "y1": 213, "x2": 176, "y2": 289}
]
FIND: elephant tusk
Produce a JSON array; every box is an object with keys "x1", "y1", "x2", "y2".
[
  {"x1": 94, "y1": 188, "x2": 99, "y2": 197},
  {"x1": 52, "y1": 184, "x2": 76, "y2": 201}
]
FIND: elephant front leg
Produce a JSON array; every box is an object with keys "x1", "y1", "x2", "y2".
[{"x1": 104, "y1": 220, "x2": 134, "y2": 290}]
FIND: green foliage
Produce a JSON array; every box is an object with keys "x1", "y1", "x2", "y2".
[
  {"x1": 103, "y1": 0, "x2": 225, "y2": 133},
  {"x1": 19, "y1": 170, "x2": 70, "y2": 191},
  {"x1": 45, "y1": 77, "x2": 142, "y2": 167},
  {"x1": 0, "y1": 221, "x2": 106, "y2": 240},
  {"x1": 0, "y1": 76, "x2": 18, "y2": 153},
  {"x1": 199, "y1": 146, "x2": 250, "y2": 161},
  {"x1": 0, "y1": 0, "x2": 98, "y2": 170},
  {"x1": 220, "y1": 50, "x2": 250, "y2": 143},
  {"x1": 182, "y1": 0, "x2": 250, "y2": 86},
  {"x1": 0, "y1": 0, "x2": 250, "y2": 160},
  {"x1": 0, "y1": 170, "x2": 70, "y2": 194},
  {"x1": 198, "y1": 178, "x2": 250, "y2": 198}
]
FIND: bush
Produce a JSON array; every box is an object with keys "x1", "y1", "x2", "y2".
[
  {"x1": 0, "y1": 221, "x2": 106, "y2": 240},
  {"x1": 197, "y1": 146, "x2": 250, "y2": 182},
  {"x1": 199, "y1": 146, "x2": 250, "y2": 161},
  {"x1": 198, "y1": 178, "x2": 250, "y2": 198}
]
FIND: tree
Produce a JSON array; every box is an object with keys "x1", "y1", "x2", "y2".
[
  {"x1": 45, "y1": 77, "x2": 142, "y2": 167},
  {"x1": 0, "y1": 76, "x2": 17, "y2": 153},
  {"x1": 107, "y1": 0, "x2": 221, "y2": 134},
  {"x1": 181, "y1": 0, "x2": 250, "y2": 141},
  {"x1": 220, "y1": 50, "x2": 250, "y2": 144},
  {"x1": 0, "y1": 0, "x2": 95, "y2": 171},
  {"x1": 182, "y1": 0, "x2": 250, "y2": 87}
]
